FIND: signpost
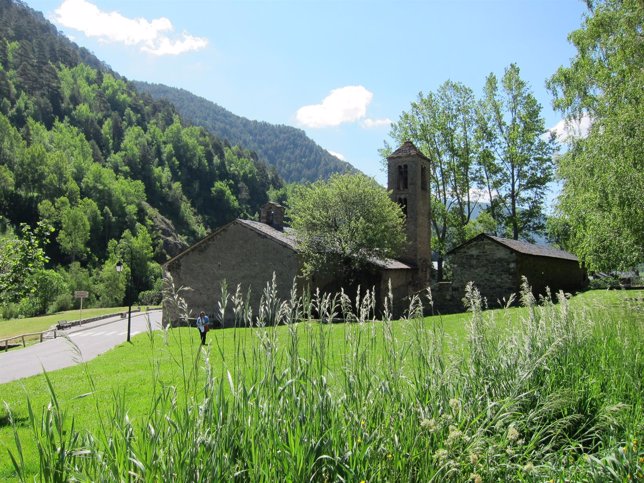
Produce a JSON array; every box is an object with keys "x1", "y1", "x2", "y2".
[{"x1": 74, "y1": 290, "x2": 89, "y2": 322}]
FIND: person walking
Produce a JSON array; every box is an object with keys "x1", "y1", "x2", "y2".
[{"x1": 196, "y1": 311, "x2": 209, "y2": 345}]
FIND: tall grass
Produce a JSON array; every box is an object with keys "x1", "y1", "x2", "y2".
[{"x1": 5, "y1": 277, "x2": 643, "y2": 481}]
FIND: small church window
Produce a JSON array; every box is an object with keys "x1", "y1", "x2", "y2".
[
  {"x1": 267, "y1": 209, "x2": 274, "y2": 225},
  {"x1": 398, "y1": 196, "x2": 408, "y2": 216},
  {"x1": 397, "y1": 164, "x2": 408, "y2": 190}
]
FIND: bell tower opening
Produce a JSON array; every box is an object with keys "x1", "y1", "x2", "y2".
[{"x1": 397, "y1": 164, "x2": 409, "y2": 190}]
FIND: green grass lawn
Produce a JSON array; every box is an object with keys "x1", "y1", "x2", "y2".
[
  {"x1": 0, "y1": 305, "x2": 502, "y2": 479},
  {"x1": 0, "y1": 289, "x2": 641, "y2": 481}
]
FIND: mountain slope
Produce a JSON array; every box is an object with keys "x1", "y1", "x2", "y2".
[
  {"x1": 133, "y1": 81, "x2": 356, "y2": 183},
  {"x1": 0, "y1": 0, "x2": 282, "y2": 313}
]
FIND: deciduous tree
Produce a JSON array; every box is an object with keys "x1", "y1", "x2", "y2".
[
  {"x1": 547, "y1": 0, "x2": 643, "y2": 270},
  {"x1": 289, "y1": 173, "x2": 405, "y2": 285},
  {"x1": 58, "y1": 204, "x2": 90, "y2": 262},
  {"x1": 0, "y1": 222, "x2": 52, "y2": 305},
  {"x1": 478, "y1": 64, "x2": 557, "y2": 240}
]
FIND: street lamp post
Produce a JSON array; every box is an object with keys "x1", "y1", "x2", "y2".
[{"x1": 115, "y1": 256, "x2": 133, "y2": 343}]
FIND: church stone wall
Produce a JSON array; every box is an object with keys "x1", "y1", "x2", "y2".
[
  {"x1": 379, "y1": 269, "x2": 414, "y2": 317},
  {"x1": 164, "y1": 221, "x2": 301, "y2": 326}
]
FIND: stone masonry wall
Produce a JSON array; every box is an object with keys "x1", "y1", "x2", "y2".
[
  {"x1": 449, "y1": 238, "x2": 518, "y2": 309},
  {"x1": 164, "y1": 221, "x2": 301, "y2": 326},
  {"x1": 448, "y1": 238, "x2": 587, "y2": 312},
  {"x1": 379, "y1": 268, "x2": 414, "y2": 317},
  {"x1": 517, "y1": 255, "x2": 587, "y2": 297}
]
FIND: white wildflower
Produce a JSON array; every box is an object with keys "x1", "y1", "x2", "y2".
[{"x1": 507, "y1": 425, "x2": 520, "y2": 443}]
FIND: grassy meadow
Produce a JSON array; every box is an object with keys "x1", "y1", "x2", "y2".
[{"x1": 0, "y1": 282, "x2": 642, "y2": 481}]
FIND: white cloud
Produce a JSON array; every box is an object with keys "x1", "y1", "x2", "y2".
[
  {"x1": 141, "y1": 34, "x2": 208, "y2": 56},
  {"x1": 361, "y1": 117, "x2": 392, "y2": 129},
  {"x1": 53, "y1": 0, "x2": 208, "y2": 56},
  {"x1": 549, "y1": 113, "x2": 592, "y2": 143},
  {"x1": 296, "y1": 85, "x2": 373, "y2": 128},
  {"x1": 468, "y1": 188, "x2": 497, "y2": 204},
  {"x1": 327, "y1": 150, "x2": 346, "y2": 161}
]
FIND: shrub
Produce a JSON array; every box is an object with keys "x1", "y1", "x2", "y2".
[
  {"x1": 137, "y1": 288, "x2": 161, "y2": 306},
  {"x1": 588, "y1": 274, "x2": 621, "y2": 289},
  {"x1": 0, "y1": 302, "x2": 20, "y2": 320},
  {"x1": 16, "y1": 296, "x2": 39, "y2": 318},
  {"x1": 47, "y1": 292, "x2": 73, "y2": 314}
]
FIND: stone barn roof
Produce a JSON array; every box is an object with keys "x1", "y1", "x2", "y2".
[{"x1": 448, "y1": 233, "x2": 579, "y2": 262}]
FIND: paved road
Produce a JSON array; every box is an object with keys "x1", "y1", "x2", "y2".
[{"x1": 0, "y1": 311, "x2": 163, "y2": 385}]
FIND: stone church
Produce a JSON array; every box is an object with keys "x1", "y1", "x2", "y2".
[
  {"x1": 163, "y1": 140, "x2": 586, "y2": 324},
  {"x1": 163, "y1": 141, "x2": 431, "y2": 324}
]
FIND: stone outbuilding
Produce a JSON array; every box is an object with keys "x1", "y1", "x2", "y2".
[{"x1": 447, "y1": 233, "x2": 587, "y2": 308}]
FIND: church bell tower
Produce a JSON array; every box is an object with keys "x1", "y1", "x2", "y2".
[{"x1": 387, "y1": 141, "x2": 431, "y2": 286}]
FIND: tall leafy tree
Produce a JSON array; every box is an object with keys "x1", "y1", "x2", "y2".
[
  {"x1": 0, "y1": 222, "x2": 52, "y2": 305},
  {"x1": 0, "y1": 1, "x2": 285, "y2": 316},
  {"x1": 478, "y1": 63, "x2": 557, "y2": 240},
  {"x1": 117, "y1": 225, "x2": 158, "y2": 303},
  {"x1": 0, "y1": 165, "x2": 14, "y2": 214},
  {"x1": 382, "y1": 81, "x2": 483, "y2": 280},
  {"x1": 94, "y1": 257, "x2": 126, "y2": 307},
  {"x1": 58, "y1": 204, "x2": 90, "y2": 262},
  {"x1": 547, "y1": 0, "x2": 643, "y2": 271},
  {"x1": 289, "y1": 173, "x2": 405, "y2": 285}
]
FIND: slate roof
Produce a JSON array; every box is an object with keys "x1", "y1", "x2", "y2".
[
  {"x1": 387, "y1": 140, "x2": 431, "y2": 162},
  {"x1": 242, "y1": 220, "x2": 411, "y2": 270},
  {"x1": 238, "y1": 219, "x2": 298, "y2": 250},
  {"x1": 448, "y1": 233, "x2": 579, "y2": 262},
  {"x1": 366, "y1": 257, "x2": 410, "y2": 270},
  {"x1": 166, "y1": 218, "x2": 413, "y2": 271}
]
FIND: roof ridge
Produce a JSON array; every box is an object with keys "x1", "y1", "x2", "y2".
[
  {"x1": 448, "y1": 233, "x2": 579, "y2": 261},
  {"x1": 387, "y1": 141, "x2": 430, "y2": 161},
  {"x1": 488, "y1": 234, "x2": 578, "y2": 261}
]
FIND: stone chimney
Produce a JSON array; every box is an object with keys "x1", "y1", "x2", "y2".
[{"x1": 260, "y1": 202, "x2": 285, "y2": 231}]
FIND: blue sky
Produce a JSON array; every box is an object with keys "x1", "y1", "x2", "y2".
[{"x1": 26, "y1": 0, "x2": 587, "y2": 186}]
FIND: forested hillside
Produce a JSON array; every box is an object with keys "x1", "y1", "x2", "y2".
[
  {"x1": 0, "y1": 0, "x2": 282, "y2": 317},
  {"x1": 133, "y1": 81, "x2": 356, "y2": 183}
]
